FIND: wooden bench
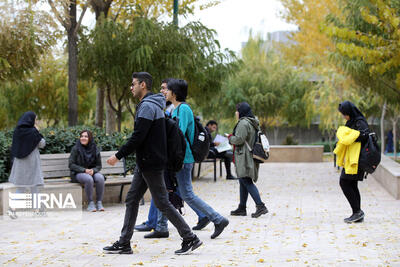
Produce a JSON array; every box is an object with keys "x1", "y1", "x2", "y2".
[{"x1": 40, "y1": 151, "x2": 132, "y2": 203}]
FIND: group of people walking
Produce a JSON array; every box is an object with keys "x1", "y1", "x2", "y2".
[{"x1": 8, "y1": 70, "x2": 370, "y2": 255}]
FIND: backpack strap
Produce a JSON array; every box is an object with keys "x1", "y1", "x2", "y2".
[{"x1": 176, "y1": 102, "x2": 193, "y2": 147}]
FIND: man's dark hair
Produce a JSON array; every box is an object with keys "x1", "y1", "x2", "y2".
[
  {"x1": 161, "y1": 78, "x2": 172, "y2": 85},
  {"x1": 132, "y1": 72, "x2": 153, "y2": 91},
  {"x1": 167, "y1": 79, "x2": 188, "y2": 102},
  {"x1": 206, "y1": 120, "x2": 218, "y2": 127}
]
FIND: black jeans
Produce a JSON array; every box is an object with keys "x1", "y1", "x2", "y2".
[
  {"x1": 339, "y1": 178, "x2": 361, "y2": 214},
  {"x1": 208, "y1": 148, "x2": 233, "y2": 176},
  {"x1": 119, "y1": 167, "x2": 195, "y2": 243}
]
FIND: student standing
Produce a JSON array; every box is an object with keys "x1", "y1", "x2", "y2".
[
  {"x1": 228, "y1": 102, "x2": 268, "y2": 218},
  {"x1": 335, "y1": 100, "x2": 370, "y2": 223},
  {"x1": 9, "y1": 111, "x2": 46, "y2": 196}
]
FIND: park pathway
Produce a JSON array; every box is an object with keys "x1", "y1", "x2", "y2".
[{"x1": 1, "y1": 162, "x2": 400, "y2": 266}]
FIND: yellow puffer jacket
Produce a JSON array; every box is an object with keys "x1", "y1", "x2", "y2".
[{"x1": 333, "y1": 126, "x2": 361, "y2": 174}]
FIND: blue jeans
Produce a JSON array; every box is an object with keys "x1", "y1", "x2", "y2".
[
  {"x1": 176, "y1": 163, "x2": 223, "y2": 224},
  {"x1": 239, "y1": 177, "x2": 263, "y2": 206},
  {"x1": 145, "y1": 199, "x2": 158, "y2": 229}
]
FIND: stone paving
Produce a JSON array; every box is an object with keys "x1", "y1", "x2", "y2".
[{"x1": 1, "y1": 162, "x2": 400, "y2": 266}]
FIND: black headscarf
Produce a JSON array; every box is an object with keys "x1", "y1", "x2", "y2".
[
  {"x1": 338, "y1": 101, "x2": 367, "y2": 127},
  {"x1": 75, "y1": 135, "x2": 97, "y2": 168},
  {"x1": 236, "y1": 102, "x2": 255, "y2": 118},
  {"x1": 11, "y1": 111, "x2": 43, "y2": 159}
]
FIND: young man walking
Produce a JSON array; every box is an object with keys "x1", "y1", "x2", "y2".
[
  {"x1": 165, "y1": 78, "x2": 229, "y2": 239},
  {"x1": 103, "y1": 72, "x2": 202, "y2": 255}
]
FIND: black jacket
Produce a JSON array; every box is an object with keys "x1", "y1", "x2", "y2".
[
  {"x1": 115, "y1": 93, "x2": 167, "y2": 172},
  {"x1": 69, "y1": 145, "x2": 102, "y2": 183},
  {"x1": 340, "y1": 118, "x2": 370, "y2": 181}
]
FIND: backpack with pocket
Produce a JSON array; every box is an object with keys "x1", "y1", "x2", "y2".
[
  {"x1": 177, "y1": 103, "x2": 210, "y2": 162},
  {"x1": 245, "y1": 127, "x2": 270, "y2": 164},
  {"x1": 165, "y1": 117, "x2": 186, "y2": 172},
  {"x1": 359, "y1": 132, "x2": 381, "y2": 174}
]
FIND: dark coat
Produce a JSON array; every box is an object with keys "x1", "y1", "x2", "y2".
[
  {"x1": 68, "y1": 145, "x2": 102, "y2": 183},
  {"x1": 229, "y1": 117, "x2": 260, "y2": 182},
  {"x1": 340, "y1": 118, "x2": 370, "y2": 181},
  {"x1": 115, "y1": 93, "x2": 167, "y2": 172}
]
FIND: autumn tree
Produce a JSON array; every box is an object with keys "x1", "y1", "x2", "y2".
[
  {"x1": 0, "y1": 2, "x2": 57, "y2": 81},
  {"x1": 279, "y1": 0, "x2": 370, "y2": 141},
  {"x1": 88, "y1": 0, "x2": 221, "y2": 130},
  {"x1": 219, "y1": 36, "x2": 309, "y2": 143},
  {"x1": 79, "y1": 18, "x2": 234, "y2": 132},
  {"x1": 323, "y1": 0, "x2": 400, "y2": 103}
]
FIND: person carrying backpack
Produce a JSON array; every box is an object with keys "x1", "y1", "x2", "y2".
[
  {"x1": 228, "y1": 102, "x2": 268, "y2": 218},
  {"x1": 165, "y1": 78, "x2": 229, "y2": 239},
  {"x1": 103, "y1": 72, "x2": 202, "y2": 255},
  {"x1": 334, "y1": 100, "x2": 370, "y2": 224}
]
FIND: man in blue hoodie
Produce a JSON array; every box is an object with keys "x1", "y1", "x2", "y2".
[{"x1": 103, "y1": 72, "x2": 202, "y2": 255}]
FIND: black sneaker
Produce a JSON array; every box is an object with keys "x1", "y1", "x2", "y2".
[
  {"x1": 103, "y1": 241, "x2": 133, "y2": 254},
  {"x1": 344, "y1": 210, "x2": 365, "y2": 224},
  {"x1": 192, "y1": 217, "x2": 211, "y2": 230},
  {"x1": 174, "y1": 236, "x2": 203, "y2": 255}
]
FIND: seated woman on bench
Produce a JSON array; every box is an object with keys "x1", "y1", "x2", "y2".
[{"x1": 69, "y1": 130, "x2": 105, "y2": 212}]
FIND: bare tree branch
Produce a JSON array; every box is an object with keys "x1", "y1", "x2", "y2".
[
  {"x1": 113, "y1": 0, "x2": 126, "y2": 21},
  {"x1": 74, "y1": 1, "x2": 89, "y2": 35},
  {"x1": 48, "y1": 0, "x2": 69, "y2": 29},
  {"x1": 125, "y1": 98, "x2": 135, "y2": 118},
  {"x1": 106, "y1": 83, "x2": 118, "y2": 113}
]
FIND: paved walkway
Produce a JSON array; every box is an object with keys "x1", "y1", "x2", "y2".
[{"x1": 1, "y1": 162, "x2": 400, "y2": 266}]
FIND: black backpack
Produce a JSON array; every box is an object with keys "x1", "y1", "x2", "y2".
[
  {"x1": 359, "y1": 132, "x2": 381, "y2": 174},
  {"x1": 177, "y1": 103, "x2": 210, "y2": 163},
  {"x1": 245, "y1": 126, "x2": 270, "y2": 164},
  {"x1": 165, "y1": 117, "x2": 186, "y2": 172}
]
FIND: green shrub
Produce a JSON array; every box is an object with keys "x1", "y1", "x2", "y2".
[
  {"x1": 282, "y1": 134, "x2": 298, "y2": 145},
  {"x1": 0, "y1": 126, "x2": 136, "y2": 183},
  {"x1": 0, "y1": 130, "x2": 13, "y2": 183},
  {"x1": 309, "y1": 141, "x2": 334, "y2": 153}
]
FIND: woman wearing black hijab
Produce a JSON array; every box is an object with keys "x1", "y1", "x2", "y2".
[
  {"x1": 228, "y1": 102, "x2": 268, "y2": 218},
  {"x1": 9, "y1": 111, "x2": 46, "y2": 194},
  {"x1": 337, "y1": 101, "x2": 370, "y2": 223},
  {"x1": 69, "y1": 130, "x2": 105, "y2": 212}
]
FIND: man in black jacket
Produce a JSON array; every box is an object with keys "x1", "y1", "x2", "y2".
[{"x1": 103, "y1": 72, "x2": 202, "y2": 255}]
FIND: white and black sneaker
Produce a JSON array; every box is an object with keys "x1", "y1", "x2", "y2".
[
  {"x1": 103, "y1": 241, "x2": 133, "y2": 254},
  {"x1": 344, "y1": 210, "x2": 365, "y2": 224},
  {"x1": 174, "y1": 236, "x2": 203, "y2": 255}
]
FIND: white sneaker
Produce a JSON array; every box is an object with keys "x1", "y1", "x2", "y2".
[
  {"x1": 87, "y1": 201, "x2": 96, "y2": 212},
  {"x1": 97, "y1": 201, "x2": 105, "y2": 211}
]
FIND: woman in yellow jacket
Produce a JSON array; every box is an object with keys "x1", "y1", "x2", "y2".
[{"x1": 337, "y1": 101, "x2": 370, "y2": 223}]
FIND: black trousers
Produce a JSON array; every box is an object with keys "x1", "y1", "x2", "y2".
[
  {"x1": 119, "y1": 167, "x2": 194, "y2": 244},
  {"x1": 339, "y1": 178, "x2": 361, "y2": 214}
]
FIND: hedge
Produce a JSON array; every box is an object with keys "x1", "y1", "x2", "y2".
[{"x1": 0, "y1": 126, "x2": 136, "y2": 183}]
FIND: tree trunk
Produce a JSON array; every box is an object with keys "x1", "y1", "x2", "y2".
[
  {"x1": 95, "y1": 87, "x2": 104, "y2": 127},
  {"x1": 67, "y1": 0, "x2": 78, "y2": 126},
  {"x1": 273, "y1": 126, "x2": 279, "y2": 145},
  {"x1": 393, "y1": 118, "x2": 398, "y2": 161},
  {"x1": 328, "y1": 130, "x2": 334, "y2": 152},
  {"x1": 106, "y1": 99, "x2": 116, "y2": 134},
  {"x1": 380, "y1": 102, "x2": 386, "y2": 154},
  {"x1": 92, "y1": 1, "x2": 112, "y2": 128}
]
